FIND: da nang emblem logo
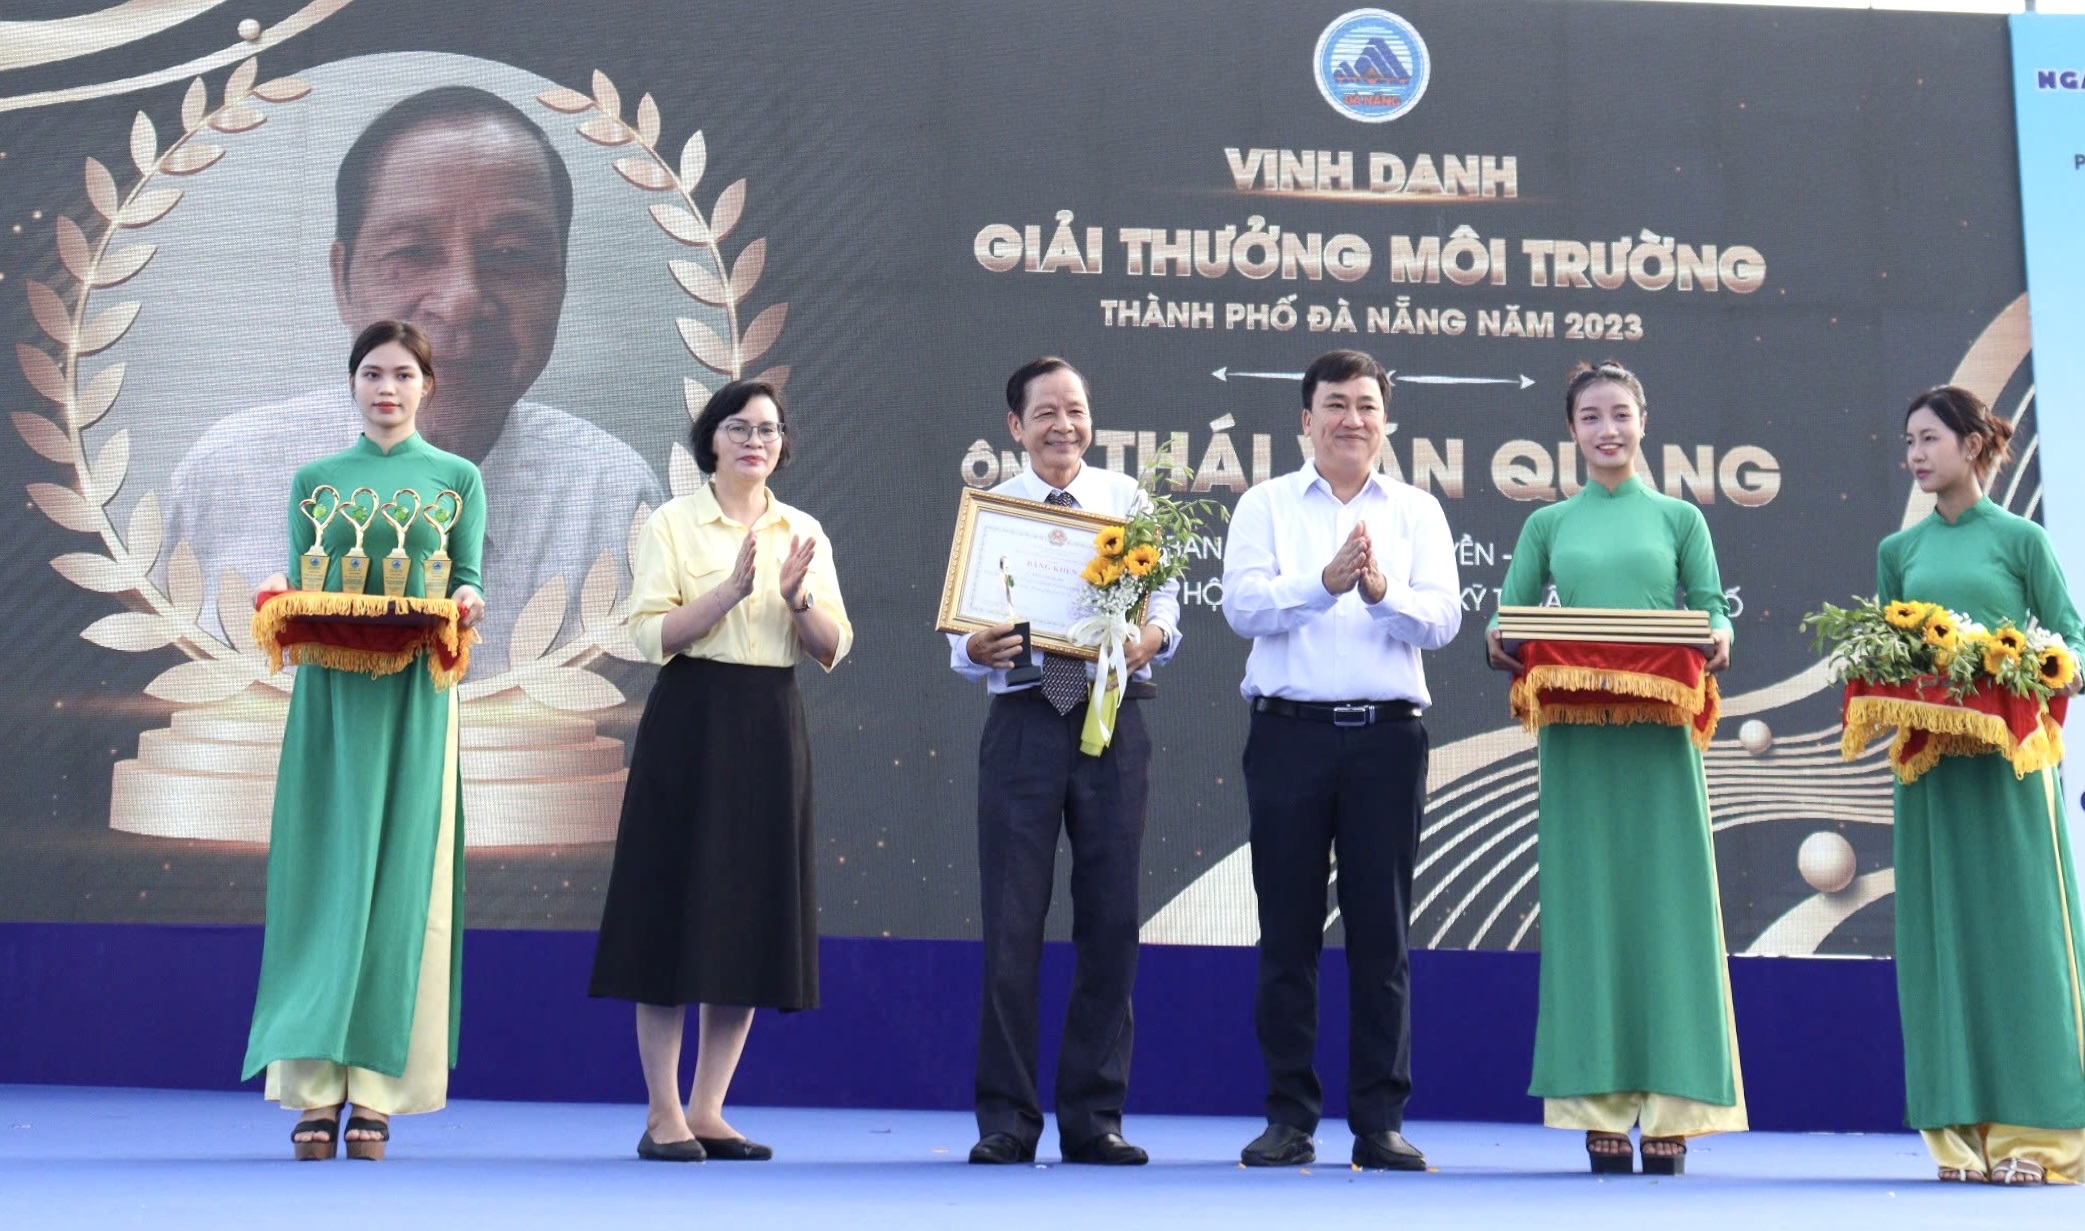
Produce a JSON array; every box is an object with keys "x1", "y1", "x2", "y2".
[{"x1": 1314, "y1": 9, "x2": 1431, "y2": 123}]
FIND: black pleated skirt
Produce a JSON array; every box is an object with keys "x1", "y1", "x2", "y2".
[{"x1": 589, "y1": 656, "x2": 817, "y2": 1009}]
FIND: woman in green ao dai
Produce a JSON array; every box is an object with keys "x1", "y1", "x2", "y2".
[
  {"x1": 1884, "y1": 386, "x2": 2085, "y2": 1186},
  {"x1": 242, "y1": 320, "x2": 486, "y2": 1161},
  {"x1": 1486, "y1": 362, "x2": 1746, "y2": 1175}
]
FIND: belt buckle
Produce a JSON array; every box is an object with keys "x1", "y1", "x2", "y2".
[{"x1": 1331, "y1": 704, "x2": 1372, "y2": 728}]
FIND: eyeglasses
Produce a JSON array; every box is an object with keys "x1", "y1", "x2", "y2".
[{"x1": 722, "y1": 421, "x2": 785, "y2": 444}]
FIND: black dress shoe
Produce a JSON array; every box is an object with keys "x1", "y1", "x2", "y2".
[
  {"x1": 1351, "y1": 1130, "x2": 1427, "y2": 1171},
  {"x1": 1240, "y1": 1123, "x2": 1316, "y2": 1167},
  {"x1": 696, "y1": 1135, "x2": 773, "y2": 1161},
  {"x1": 636, "y1": 1131, "x2": 707, "y2": 1162},
  {"x1": 968, "y1": 1132, "x2": 1037, "y2": 1164},
  {"x1": 1062, "y1": 1132, "x2": 1148, "y2": 1165}
]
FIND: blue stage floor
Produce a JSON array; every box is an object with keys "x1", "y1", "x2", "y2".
[{"x1": 0, "y1": 1085, "x2": 2074, "y2": 1229}]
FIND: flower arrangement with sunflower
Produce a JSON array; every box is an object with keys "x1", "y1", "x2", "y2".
[
  {"x1": 1065, "y1": 460, "x2": 1228, "y2": 755},
  {"x1": 1942, "y1": 618, "x2": 2076, "y2": 703},
  {"x1": 1809, "y1": 597, "x2": 2078, "y2": 782},
  {"x1": 1805, "y1": 596, "x2": 2075, "y2": 703}
]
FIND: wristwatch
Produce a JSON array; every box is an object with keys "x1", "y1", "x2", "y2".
[
  {"x1": 1155, "y1": 624, "x2": 1174, "y2": 653},
  {"x1": 791, "y1": 590, "x2": 815, "y2": 614}
]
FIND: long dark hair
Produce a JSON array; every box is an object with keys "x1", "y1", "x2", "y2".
[
  {"x1": 1905, "y1": 385, "x2": 2012, "y2": 483},
  {"x1": 348, "y1": 319, "x2": 436, "y2": 380}
]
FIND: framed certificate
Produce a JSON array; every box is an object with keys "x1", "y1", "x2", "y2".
[
  {"x1": 935, "y1": 489, "x2": 1139, "y2": 661},
  {"x1": 1494, "y1": 605, "x2": 1713, "y2": 649}
]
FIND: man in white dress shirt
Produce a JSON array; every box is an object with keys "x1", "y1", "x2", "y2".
[
  {"x1": 1221, "y1": 349, "x2": 1462, "y2": 1171},
  {"x1": 949, "y1": 357, "x2": 1182, "y2": 1166},
  {"x1": 163, "y1": 86, "x2": 661, "y2": 675}
]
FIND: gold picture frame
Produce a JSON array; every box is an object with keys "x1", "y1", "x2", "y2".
[{"x1": 935, "y1": 489, "x2": 1142, "y2": 662}]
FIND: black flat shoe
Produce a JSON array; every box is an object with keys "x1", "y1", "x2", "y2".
[
  {"x1": 696, "y1": 1135, "x2": 773, "y2": 1161},
  {"x1": 1062, "y1": 1132, "x2": 1148, "y2": 1165},
  {"x1": 968, "y1": 1132, "x2": 1036, "y2": 1164},
  {"x1": 1351, "y1": 1130, "x2": 1427, "y2": 1172},
  {"x1": 1240, "y1": 1123, "x2": 1316, "y2": 1167},
  {"x1": 636, "y1": 1131, "x2": 707, "y2": 1162}
]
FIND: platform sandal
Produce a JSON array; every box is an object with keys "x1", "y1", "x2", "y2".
[
  {"x1": 291, "y1": 1107, "x2": 342, "y2": 1161},
  {"x1": 1585, "y1": 1130, "x2": 1633, "y2": 1174},
  {"x1": 344, "y1": 1115, "x2": 390, "y2": 1161},
  {"x1": 1640, "y1": 1135, "x2": 1686, "y2": 1176}
]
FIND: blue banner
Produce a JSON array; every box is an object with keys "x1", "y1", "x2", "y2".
[{"x1": 2013, "y1": 13, "x2": 2085, "y2": 853}]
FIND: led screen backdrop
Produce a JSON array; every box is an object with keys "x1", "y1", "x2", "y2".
[{"x1": 0, "y1": 1, "x2": 2037, "y2": 957}]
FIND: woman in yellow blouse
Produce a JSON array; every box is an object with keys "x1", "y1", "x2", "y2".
[{"x1": 589, "y1": 379, "x2": 851, "y2": 1162}]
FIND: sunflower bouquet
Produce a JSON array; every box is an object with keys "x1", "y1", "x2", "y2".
[
  {"x1": 1067, "y1": 482, "x2": 1226, "y2": 756},
  {"x1": 1803, "y1": 598, "x2": 2075, "y2": 701},
  {"x1": 1802, "y1": 597, "x2": 2077, "y2": 781}
]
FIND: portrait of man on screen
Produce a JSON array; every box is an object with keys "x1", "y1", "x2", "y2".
[{"x1": 161, "y1": 84, "x2": 664, "y2": 675}]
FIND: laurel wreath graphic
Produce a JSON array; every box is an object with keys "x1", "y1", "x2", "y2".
[
  {"x1": 14, "y1": 58, "x2": 311, "y2": 708},
  {"x1": 15, "y1": 64, "x2": 787, "y2": 715},
  {"x1": 536, "y1": 70, "x2": 791, "y2": 487}
]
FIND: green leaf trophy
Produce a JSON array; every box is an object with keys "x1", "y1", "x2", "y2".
[
  {"x1": 378, "y1": 488, "x2": 423, "y2": 599},
  {"x1": 418, "y1": 489, "x2": 461, "y2": 599},
  {"x1": 337, "y1": 486, "x2": 378, "y2": 595},
  {"x1": 296, "y1": 485, "x2": 339, "y2": 592}
]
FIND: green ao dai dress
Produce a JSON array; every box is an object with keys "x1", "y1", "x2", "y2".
[
  {"x1": 1493, "y1": 475, "x2": 1746, "y2": 1135},
  {"x1": 1878, "y1": 497, "x2": 2085, "y2": 1178},
  {"x1": 241, "y1": 432, "x2": 486, "y2": 1111}
]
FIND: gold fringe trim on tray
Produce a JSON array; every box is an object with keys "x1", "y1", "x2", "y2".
[
  {"x1": 251, "y1": 590, "x2": 473, "y2": 690},
  {"x1": 1510, "y1": 665, "x2": 1719, "y2": 751},
  {"x1": 1842, "y1": 695, "x2": 2065, "y2": 783},
  {"x1": 419, "y1": 635, "x2": 474, "y2": 692}
]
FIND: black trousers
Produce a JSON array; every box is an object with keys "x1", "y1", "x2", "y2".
[
  {"x1": 974, "y1": 688, "x2": 1151, "y2": 1150},
  {"x1": 1242, "y1": 708, "x2": 1428, "y2": 1135}
]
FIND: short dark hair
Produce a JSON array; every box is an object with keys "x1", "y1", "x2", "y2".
[
  {"x1": 691, "y1": 380, "x2": 791, "y2": 474},
  {"x1": 1564, "y1": 359, "x2": 1648, "y2": 420},
  {"x1": 334, "y1": 86, "x2": 574, "y2": 268},
  {"x1": 1301, "y1": 350, "x2": 1391, "y2": 408},
  {"x1": 348, "y1": 319, "x2": 436, "y2": 379},
  {"x1": 1906, "y1": 384, "x2": 2013, "y2": 483},
  {"x1": 1005, "y1": 356, "x2": 1085, "y2": 418}
]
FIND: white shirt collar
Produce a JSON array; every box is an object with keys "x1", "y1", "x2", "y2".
[
  {"x1": 1300, "y1": 461, "x2": 1392, "y2": 505},
  {"x1": 1013, "y1": 460, "x2": 1100, "y2": 505}
]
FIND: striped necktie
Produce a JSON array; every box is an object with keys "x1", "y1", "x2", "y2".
[{"x1": 1039, "y1": 489, "x2": 1090, "y2": 715}]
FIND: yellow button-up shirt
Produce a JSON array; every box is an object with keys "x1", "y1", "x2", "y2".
[{"x1": 626, "y1": 484, "x2": 853, "y2": 670}]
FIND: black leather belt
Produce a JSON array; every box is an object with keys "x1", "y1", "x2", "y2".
[{"x1": 1251, "y1": 697, "x2": 1420, "y2": 726}]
